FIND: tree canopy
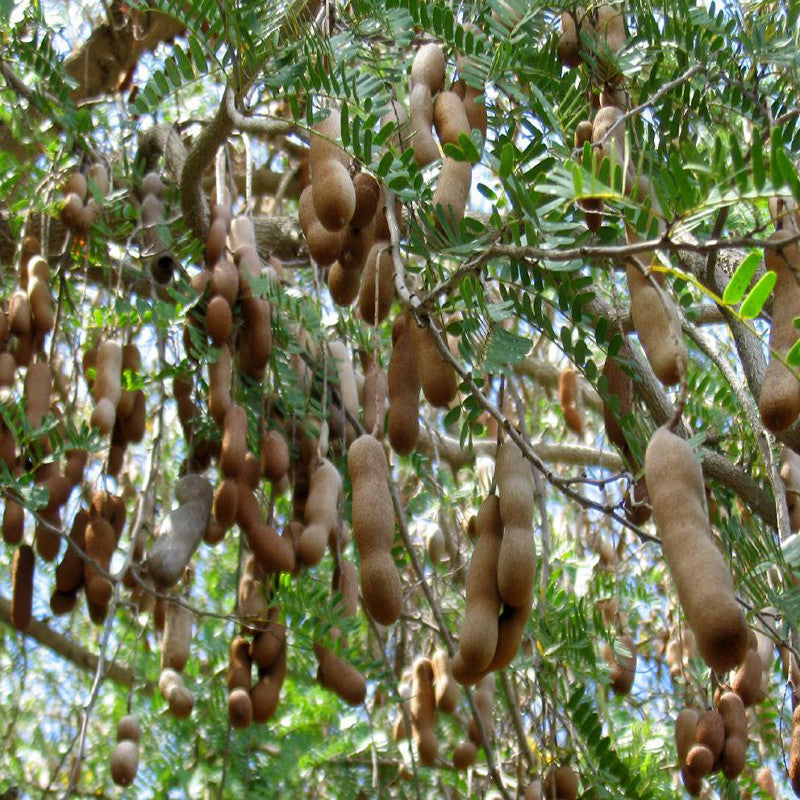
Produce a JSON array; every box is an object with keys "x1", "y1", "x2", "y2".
[{"x1": 1, "y1": 0, "x2": 800, "y2": 798}]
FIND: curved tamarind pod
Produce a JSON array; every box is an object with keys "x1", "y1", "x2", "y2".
[
  {"x1": 759, "y1": 232, "x2": 800, "y2": 431},
  {"x1": 645, "y1": 428, "x2": 748, "y2": 672}
]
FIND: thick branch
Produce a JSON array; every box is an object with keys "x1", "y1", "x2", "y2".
[{"x1": 0, "y1": 595, "x2": 141, "y2": 689}]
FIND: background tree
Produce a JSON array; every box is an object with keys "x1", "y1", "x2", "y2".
[{"x1": 0, "y1": 0, "x2": 798, "y2": 798}]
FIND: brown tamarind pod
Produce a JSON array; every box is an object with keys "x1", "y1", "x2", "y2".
[
  {"x1": 205, "y1": 295, "x2": 232, "y2": 347},
  {"x1": 467, "y1": 673, "x2": 494, "y2": 745},
  {"x1": 314, "y1": 642, "x2": 367, "y2": 706},
  {"x1": 27, "y1": 256, "x2": 54, "y2": 333},
  {"x1": 251, "y1": 641, "x2": 287, "y2": 723},
  {"x1": 228, "y1": 636, "x2": 253, "y2": 691},
  {"x1": 433, "y1": 91, "x2": 471, "y2": 146},
  {"x1": 409, "y1": 83, "x2": 440, "y2": 167},
  {"x1": 431, "y1": 649, "x2": 459, "y2": 713},
  {"x1": 260, "y1": 430, "x2": 290, "y2": 484},
  {"x1": 717, "y1": 690, "x2": 747, "y2": 780},
  {"x1": 453, "y1": 741, "x2": 477, "y2": 770},
  {"x1": 350, "y1": 173, "x2": 380, "y2": 229},
  {"x1": 205, "y1": 217, "x2": 228, "y2": 267},
  {"x1": 387, "y1": 312, "x2": 420, "y2": 456},
  {"x1": 11, "y1": 544, "x2": 34, "y2": 630},
  {"x1": 24, "y1": 361, "x2": 51, "y2": 431},
  {"x1": 558, "y1": 10, "x2": 584, "y2": 68},
  {"x1": 55, "y1": 508, "x2": 89, "y2": 594},
  {"x1": 213, "y1": 479, "x2": 239, "y2": 530},
  {"x1": 408, "y1": 316, "x2": 457, "y2": 408},
  {"x1": 158, "y1": 668, "x2": 194, "y2": 719},
  {"x1": 0, "y1": 351, "x2": 15, "y2": 387},
  {"x1": 759, "y1": 232, "x2": 800, "y2": 431},
  {"x1": 162, "y1": 601, "x2": 194, "y2": 672},
  {"x1": 251, "y1": 608, "x2": 286, "y2": 670},
  {"x1": 791, "y1": 705, "x2": 800, "y2": 795},
  {"x1": 603, "y1": 634, "x2": 637, "y2": 695},
  {"x1": 333, "y1": 560, "x2": 359, "y2": 619},
  {"x1": 361, "y1": 353, "x2": 388, "y2": 436},
  {"x1": 307, "y1": 220, "x2": 345, "y2": 266},
  {"x1": 462, "y1": 82, "x2": 487, "y2": 143},
  {"x1": 245, "y1": 520, "x2": 296, "y2": 575},
  {"x1": 457, "y1": 494, "x2": 503, "y2": 673},
  {"x1": 91, "y1": 341, "x2": 122, "y2": 434},
  {"x1": 210, "y1": 258, "x2": 239, "y2": 306},
  {"x1": 328, "y1": 261, "x2": 363, "y2": 306},
  {"x1": 298, "y1": 458, "x2": 342, "y2": 565},
  {"x1": 348, "y1": 434, "x2": 402, "y2": 625},
  {"x1": 496, "y1": 439, "x2": 537, "y2": 608},
  {"x1": 208, "y1": 343, "x2": 232, "y2": 424},
  {"x1": 410, "y1": 657, "x2": 438, "y2": 765},
  {"x1": 228, "y1": 687, "x2": 253, "y2": 729},
  {"x1": 116, "y1": 344, "x2": 141, "y2": 420},
  {"x1": 432, "y1": 157, "x2": 472, "y2": 229},
  {"x1": 9, "y1": 292, "x2": 31, "y2": 337},
  {"x1": 358, "y1": 243, "x2": 394, "y2": 325},
  {"x1": 645, "y1": 427, "x2": 748, "y2": 672},
  {"x1": 601, "y1": 353, "x2": 632, "y2": 452},
  {"x1": 558, "y1": 367, "x2": 583, "y2": 435},
  {"x1": 239, "y1": 296, "x2": 272, "y2": 377},
  {"x1": 84, "y1": 517, "x2": 115, "y2": 609},
  {"x1": 35, "y1": 506, "x2": 62, "y2": 562},
  {"x1": 626, "y1": 258, "x2": 687, "y2": 387},
  {"x1": 732, "y1": 644, "x2": 763, "y2": 706},
  {"x1": 486, "y1": 593, "x2": 533, "y2": 672},
  {"x1": 220, "y1": 404, "x2": 247, "y2": 479},
  {"x1": 411, "y1": 42, "x2": 446, "y2": 92},
  {"x1": 3, "y1": 498, "x2": 24, "y2": 545},
  {"x1": 339, "y1": 218, "x2": 376, "y2": 273}
]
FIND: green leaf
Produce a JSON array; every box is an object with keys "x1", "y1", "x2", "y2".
[
  {"x1": 751, "y1": 131, "x2": 765, "y2": 191},
  {"x1": 722, "y1": 250, "x2": 761, "y2": 305},
  {"x1": 739, "y1": 270, "x2": 777, "y2": 319},
  {"x1": 787, "y1": 339, "x2": 800, "y2": 367},
  {"x1": 499, "y1": 141, "x2": 514, "y2": 179}
]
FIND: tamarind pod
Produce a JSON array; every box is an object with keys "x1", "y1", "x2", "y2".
[
  {"x1": 716, "y1": 691, "x2": 747, "y2": 779},
  {"x1": 13, "y1": 329, "x2": 39, "y2": 368},
  {"x1": 759, "y1": 233, "x2": 800, "y2": 431},
  {"x1": 644, "y1": 427, "x2": 749, "y2": 672},
  {"x1": 358, "y1": 243, "x2": 395, "y2": 325},
  {"x1": 83, "y1": 197, "x2": 99, "y2": 227},
  {"x1": 601, "y1": 353, "x2": 632, "y2": 452},
  {"x1": 50, "y1": 589, "x2": 77, "y2": 616},
  {"x1": 210, "y1": 258, "x2": 239, "y2": 306},
  {"x1": 433, "y1": 91, "x2": 471, "y2": 146},
  {"x1": 11, "y1": 544, "x2": 34, "y2": 630},
  {"x1": 781, "y1": 447, "x2": 800, "y2": 530},
  {"x1": 240, "y1": 296, "x2": 271, "y2": 374},
  {"x1": 328, "y1": 261, "x2": 363, "y2": 306},
  {"x1": 432, "y1": 157, "x2": 472, "y2": 228},
  {"x1": 487, "y1": 593, "x2": 533, "y2": 672},
  {"x1": 246, "y1": 522, "x2": 296, "y2": 575},
  {"x1": 298, "y1": 185, "x2": 317, "y2": 236},
  {"x1": 431, "y1": 649, "x2": 459, "y2": 713},
  {"x1": 732, "y1": 647, "x2": 763, "y2": 706},
  {"x1": 24, "y1": 361, "x2": 51, "y2": 430},
  {"x1": 161, "y1": 601, "x2": 194, "y2": 671},
  {"x1": 675, "y1": 707, "x2": 700, "y2": 766},
  {"x1": 543, "y1": 765, "x2": 579, "y2": 800},
  {"x1": 757, "y1": 767, "x2": 776, "y2": 798},
  {"x1": 119, "y1": 390, "x2": 146, "y2": 443},
  {"x1": 228, "y1": 636, "x2": 253, "y2": 691},
  {"x1": 251, "y1": 611, "x2": 286, "y2": 670},
  {"x1": 409, "y1": 84, "x2": 440, "y2": 167},
  {"x1": 411, "y1": 43, "x2": 446, "y2": 93},
  {"x1": 592, "y1": 105, "x2": 625, "y2": 166},
  {"x1": 208, "y1": 343, "x2": 232, "y2": 424},
  {"x1": 306, "y1": 220, "x2": 345, "y2": 266},
  {"x1": 558, "y1": 10, "x2": 583, "y2": 68},
  {"x1": 141, "y1": 172, "x2": 164, "y2": 198},
  {"x1": 35, "y1": 504, "x2": 62, "y2": 561},
  {"x1": 496, "y1": 439, "x2": 537, "y2": 608},
  {"x1": 0, "y1": 351, "x2": 15, "y2": 387},
  {"x1": 116, "y1": 344, "x2": 141, "y2": 419},
  {"x1": 595, "y1": 4, "x2": 626, "y2": 52},
  {"x1": 158, "y1": 668, "x2": 194, "y2": 719},
  {"x1": 361, "y1": 355, "x2": 388, "y2": 436},
  {"x1": 467, "y1": 674, "x2": 494, "y2": 746},
  {"x1": 603, "y1": 634, "x2": 637, "y2": 695},
  {"x1": 425, "y1": 527, "x2": 445, "y2": 563},
  {"x1": 55, "y1": 508, "x2": 89, "y2": 593},
  {"x1": 626, "y1": 259, "x2": 687, "y2": 386},
  {"x1": 260, "y1": 430, "x2": 290, "y2": 484},
  {"x1": 91, "y1": 341, "x2": 122, "y2": 433},
  {"x1": 381, "y1": 98, "x2": 409, "y2": 150},
  {"x1": 523, "y1": 780, "x2": 543, "y2": 800},
  {"x1": 387, "y1": 312, "x2": 420, "y2": 456},
  {"x1": 333, "y1": 560, "x2": 359, "y2": 619},
  {"x1": 228, "y1": 687, "x2": 253, "y2": 729},
  {"x1": 314, "y1": 642, "x2": 367, "y2": 706},
  {"x1": 684, "y1": 742, "x2": 714, "y2": 780},
  {"x1": 3, "y1": 499, "x2": 24, "y2": 545},
  {"x1": 86, "y1": 163, "x2": 109, "y2": 197},
  {"x1": 203, "y1": 217, "x2": 227, "y2": 268},
  {"x1": 9, "y1": 292, "x2": 31, "y2": 336},
  {"x1": 329, "y1": 341, "x2": 359, "y2": 435},
  {"x1": 298, "y1": 458, "x2": 342, "y2": 565},
  {"x1": 694, "y1": 709, "x2": 725, "y2": 760},
  {"x1": 205, "y1": 295, "x2": 232, "y2": 346},
  {"x1": 0, "y1": 422, "x2": 15, "y2": 472},
  {"x1": 558, "y1": 367, "x2": 583, "y2": 435},
  {"x1": 624, "y1": 476, "x2": 651, "y2": 525},
  {"x1": 458, "y1": 494, "x2": 503, "y2": 672},
  {"x1": 60, "y1": 192, "x2": 91, "y2": 234},
  {"x1": 755, "y1": 629, "x2": 774, "y2": 674},
  {"x1": 238, "y1": 572, "x2": 267, "y2": 632},
  {"x1": 27, "y1": 268, "x2": 54, "y2": 334},
  {"x1": 350, "y1": 173, "x2": 380, "y2": 229},
  {"x1": 791, "y1": 707, "x2": 800, "y2": 795},
  {"x1": 410, "y1": 657, "x2": 437, "y2": 765},
  {"x1": 408, "y1": 317, "x2": 456, "y2": 408},
  {"x1": 146, "y1": 475, "x2": 213, "y2": 589},
  {"x1": 251, "y1": 642, "x2": 287, "y2": 723},
  {"x1": 220, "y1": 404, "x2": 247, "y2": 479},
  {"x1": 213, "y1": 479, "x2": 239, "y2": 530},
  {"x1": 453, "y1": 741, "x2": 477, "y2": 771},
  {"x1": 64, "y1": 171, "x2": 87, "y2": 200},
  {"x1": 312, "y1": 161, "x2": 356, "y2": 232},
  {"x1": 110, "y1": 740, "x2": 138, "y2": 786},
  {"x1": 393, "y1": 699, "x2": 412, "y2": 740},
  {"x1": 347, "y1": 434, "x2": 402, "y2": 625},
  {"x1": 84, "y1": 517, "x2": 116, "y2": 606},
  {"x1": 235, "y1": 245, "x2": 263, "y2": 285},
  {"x1": 243, "y1": 451, "x2": 262, "y2": 489},
  {"x1": 463, "y1": 85, "x2": 487, "y2": 144},
  {"x1": 309, "y1": 107, "x2": 349, "y2": 171}
]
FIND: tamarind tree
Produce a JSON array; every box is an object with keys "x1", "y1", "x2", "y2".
[{"x1": 1, "y1": 0, "x2": 800, "y2": 797}]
